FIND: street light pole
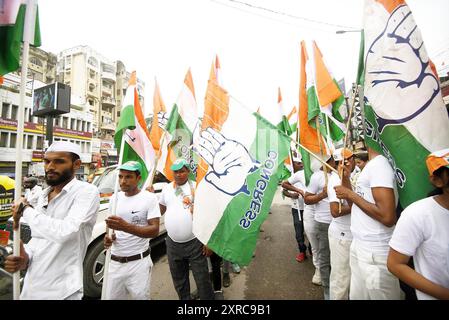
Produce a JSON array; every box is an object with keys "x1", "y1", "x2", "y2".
[{"x1": 336, "y1": 29, "x2": 363, "y2": 34}]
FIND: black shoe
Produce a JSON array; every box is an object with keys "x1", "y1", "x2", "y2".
[
  {"x1": 214, "y1": 290, "x2": 224, "y2": 300},
  {"x1": 223, "y1": 272, "x2": 231, "y2": 287}
]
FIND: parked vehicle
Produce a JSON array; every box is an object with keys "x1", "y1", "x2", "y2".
[{"x1": 0, "y1": 166, "x2": 168, "y2": 299}]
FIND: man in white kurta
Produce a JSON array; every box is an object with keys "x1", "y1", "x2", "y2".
[{"x1": 5, "y1": 141, "x2": 100, "y2": 299}]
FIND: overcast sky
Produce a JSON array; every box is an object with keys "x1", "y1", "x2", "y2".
[{"x1": 38, "y1": 0, "x2": 449, "y2": 119}]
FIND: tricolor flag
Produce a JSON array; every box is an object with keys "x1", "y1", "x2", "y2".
[
  {"x1": 114, "y1": 72, "x2": 156, "y2": 187},
  {"x1": 306, "y1": 41, "x2": 345, "y2": 145},
  {"x1": 149, "y1": 79, "x2": 167, "y2": 154},
  {"x1": 299, "y1": 41, "x2": 327, "y2": 185},
  {"x1": 163, "y1": 68, "x2": 199, "y2": 181},
  {"x1": 196, "y1": 55, "x2": 228, "y2": 185},
  {"x1": 362, "y1": 0, "x2": 449, "y2": 208},
  {"x1": 287, "y1": 106, "x2": 298, "y2": 137},
  {"x1": 193, "y1": 57, "x2": 291, "y2": 265},
  {"x1": 0, "y1": 0, "x2": 41, "y2": 76},
  {"x1": 275, "y1": 88, "x2": 293, "y2": 181}
]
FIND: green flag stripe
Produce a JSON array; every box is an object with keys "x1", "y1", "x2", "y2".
[
  {"x1": 364, "y1": 104, "x2": 433, "y2": 208},
  {"x1": 0, "y1": 4, "x2": 41, "y2": 76},
  {"x1": 206, "y1": 113, "x2": 291, "y2": 265}
]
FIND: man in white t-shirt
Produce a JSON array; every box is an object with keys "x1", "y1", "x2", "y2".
[
  {"x1": 159, "y1": 159, "x2": 214, "y2": 300},
  {"x1": 334, "y1": 147, "x2": 401, "y2": 300},
  {"x1": 103, "y1": 161, "x2": 161, "y2": 299},
  {"x1": 387, "y1": 148, "x2": 449, "y2": 300},
  {"x1": 327, "y1": 148, "x2": 355, "y2": 300},
  {"x1": 305, "y1": 155, "x2": 336, "y2": 300},
  {"x1": 282, "y1": 159, "x2": 308, "y2": 262}
]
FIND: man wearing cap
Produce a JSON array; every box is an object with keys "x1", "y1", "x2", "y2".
[
  {"x1": 304, "y1": 155, "x2": 336, "y2": 300},
  {"x1": 334, "y1": 147, "x2": 401, "y2": 300},
  {"x1": 159, "y1": 158, "x2": 215, "y2": 300},
  {"x1": 387, "y1": 149, "x2": 449, "y2": 300},
  {"x1": 103, "y1": 161, "x2": 160, "y2": 300},
  {"x1": 4, "y1": 141, "x2": 100, "y2": 299},
  {"x1": 326, "y1": 148, "x2": 355, "y2": 299},
  {"x1": 282, "y1": 156, "x2": 308, "y2": 263},
  {"x1": 23, "y1": 176, "x2": 42, "y2": 208}
]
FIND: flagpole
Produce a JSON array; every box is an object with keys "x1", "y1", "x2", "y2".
[
  {"x1": 147, "y1": 130, "x2": 168, "y2": 190},
  {"x1": 101, "y1": 132, "x2": 126, "y2": 300},
  {"x1": 315, "y1": 117, "x2": 329, "y2": 185},
  {"x1": 338, "y1": 85, "x2": 359, "y2": 213},
  {"x1": 12, "y1": 0, "x2": 37, "y2": 300}
]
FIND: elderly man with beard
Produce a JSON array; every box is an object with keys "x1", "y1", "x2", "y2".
[{"x1": 4, "y1": 141, "x2": 100, "y2": 299}]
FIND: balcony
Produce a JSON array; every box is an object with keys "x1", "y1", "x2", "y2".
[
  {"x1": 102, "y1": 86, "x2": 112, "y2": 96},
  {"x1": 101, "y1": 96, "x2": 116, "y2": 106},
  {"x1": 101, "y1": 71, "x2": 116, "y2": 82},
  {"x1": 100, "y1": 122, "x2": 116, "y2": 131}
]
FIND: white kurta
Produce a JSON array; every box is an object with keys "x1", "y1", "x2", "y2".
[{"x1": 21, "y1": 178, "x2": 100, "y2": 300}]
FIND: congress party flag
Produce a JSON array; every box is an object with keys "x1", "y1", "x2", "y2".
[{"x1": 362, "y1": 0, "x2": 449, "y2": 207}]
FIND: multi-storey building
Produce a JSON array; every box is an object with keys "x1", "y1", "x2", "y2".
[
  {"x1": 0, "y1": 73, "x2": 94, "y2": 179},
  {"x1": 56, "y1": 46, "x2": 145, "y2": 166}
]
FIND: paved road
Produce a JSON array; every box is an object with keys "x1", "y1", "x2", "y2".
[{"x1": 150, "y1": 189, "x2": 323, "y2": 300}]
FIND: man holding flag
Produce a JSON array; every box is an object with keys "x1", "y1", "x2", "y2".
[
  {"x1": 103, "y1": 161, "x2": 160, "y2": 300},
  {"x1": 159, "y1": 158, "x2": 215, "y2": 300},
  {"x1": 4, "y1": 141, "x2": 100, "y2": 299}
]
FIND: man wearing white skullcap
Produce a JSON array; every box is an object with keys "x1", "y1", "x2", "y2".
[{"x1": 5, "y1": 141, "x2": 100, "y2": 299}]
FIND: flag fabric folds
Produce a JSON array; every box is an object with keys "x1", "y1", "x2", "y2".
[
  {"x1": 163, "y1": 69, "x2": 199, "y2": 181},
  {"x1": 0, "y1": 0, "x2": 41, "y2": 76},
  {"x1": 193, "y1": 57, "x2": 291, "y2": 266},
  {"x1": 299, "y1": 41, "x2": 325, "y2": 185},
  {"x1": 306, "y1": 41, "x2": 345, "y2": 144},
  {"x1": 149, "y1": 79, "x2": 167, "y2": 154},
  {"x1": 362, "y1": 0, "x2": 449, "y2": 208},
  {"x1": 114, "y1": 71, "x2": 156, "y2": 187}
]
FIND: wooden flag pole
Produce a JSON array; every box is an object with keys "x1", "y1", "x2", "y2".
[
  {"x1": 315, "y1": 117, "x2": 329, "y2": 186},
  {"x1": 101, "y1": 132, "x2": 126, "y2": 300},
  {"x1": 13, "y1": 0, "x2": 37, "y2": 300},
  {"x1": 338, "y1": 85, "x2": 359, "y2": 213}
]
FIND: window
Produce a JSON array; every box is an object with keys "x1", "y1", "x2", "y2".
[
  {"x1": 27, "y1": 108, "x2": 33, "y2": 122},
  {"x1": 0, "y1": 132, "x2": 8, "y2": 147},
  {"x1": 27, "y1": 135, "x2": 33, "y2": 149},
  {"x1": 10, "y1": 133, "x2": 16, "y2": 148},
  {"x1": 88, "y1": 99, "x2": 94, "y2": 106},
  {"x1": 87, "y1": 122, "x2": 91, "y2": 132},
  {"x1": 1, "y1": 103, "x2": 9, "y2": 118},
  {"x1": 54, "y1": 118, "x2": 59, "y2": 127},
  {"x1": 11, "y1": 105, "x2": 18, "y2": 120},
  {"x1": 30, "y1": 57, "x2": 43, "y2": 67},
  {"x1": 36, "y1": 136, "x2": 43, "y2": 149},
  {"x1": 88, "y1": 57, "x2": 98, "y2": 68},
  {"x1": 63, "y1": 117, "x2": 68, "y2": 129},
  {"x1": 71, "y1": 118, "x2": 75, "y2": 130}
]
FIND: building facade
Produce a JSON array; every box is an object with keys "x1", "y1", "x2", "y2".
[{"x1": 56, "y1": 46, "x2": 145, "y2": 167}]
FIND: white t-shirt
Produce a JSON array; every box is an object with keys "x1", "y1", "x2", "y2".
[
  {"x1": 327, "y1": 172, "x2": 352, "y2": 241},
  {"x1": 306, "y1": 170, "x2": 332, "y2": 224},
  {"x1": 160, "y1": 181, "x2": 196, "y2": 243},
  {"x1": 287, "y1": 170, "x2": 306, "y2": 210},
  {"x1": 389, "y1": 197, "x2": 449, "y2": 300},
  {"x1": 110, "y1": 190, "x2": 161, "y2": 256},
  {"x1": 351, "y1": 155, "x2": 398, "y2": 253}
]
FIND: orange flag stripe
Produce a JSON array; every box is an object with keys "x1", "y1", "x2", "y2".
[
  {"x1": 313, "y1": 41, "x2": 341, "y2": 107},
  {"x1": 376, "y1": 0, "x2": 405, "y2": 13},
  {"x1": 299, "y1": 41, "x2": 324, "y2": 154},
  {"x1": 197, "y1": 56, "x2": 229, "y2": 184},
  {"x1": 149, "y1": 80, "x2": 166, "y2": 153}
]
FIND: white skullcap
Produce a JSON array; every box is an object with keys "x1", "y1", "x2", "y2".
[{"x1": 46, "y1": 141, "x2": 82, "y2": 158}]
